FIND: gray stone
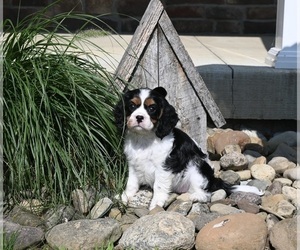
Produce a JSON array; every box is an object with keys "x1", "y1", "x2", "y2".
[
  {"x1": 133, "y1": 207, "x2": 149, "y2": 218},
  {"x1": 209, "y1": 203, "x2": 243, "y2": 215},
  {"x1": 266, "y1": 131, "x2": 297, "y2": 154},
  {"x1": 211, "y1": 189, "x2": 227, "y2": 202},
  {"x1": 236, "y1": 200, "x2": 260, "y2": 214},
  {"x1": 282, "y1": 186, "x2": 298, "y2": 206},
  {"x1": 229, "y1": 191, "x2": 261, "y2": 205},
  {"x1": 243, "y1": 149, "x2": 263, "y2": 159},
  {"x1": 247, "y1": 179, "x2": 270, "y2": 191},
  {"x1": 219, "y1": 170, "x2": 240, "y2": 185},
  {"x1": 90, "y1": 197, "x2": 113, "y2": 219},
  {"x1": 292, "y1": 180, "x2": 300, "y2": 189},
  {"x1": 268, "y1": 143, "x2": 297, "y2": 163},
  {"x1": 44, "y1": 205, "x2": 83, "y2": 229},
  {"x1": 9, "y1": 206, "x2": 45, "y2": 229},
  {"x1": 250, "y1": 164, "x2": 276, "y2": 182},
  {"x1": 187, "y1": 212, "x2": 220, "y2": 232},
  {"x1": 276, "y1": 200, "x2": 295, "y2": 218},
  {"x1": 118, "y1": 212, "x2": 195, "y2": 250},
  {"x1": 3, "y1": 219, "x2": 44, "y2": 250},
  {"x1": 270, "y1": 217, "x2": 299, "y2": 250},
  {"x1": 283, "y1": 167, "x2": 300, "y2": 181},
  {"x1": 267, "y1": 181, "x2": 283, "y2": 195},
  {"x1": 266, "y1": 214, "x2": 280, "y2": 231},
  {"x1": 188, "y1": 203, "x2": 210, "y2": 215},
  {"x1": 46, "y1": 218, "x2": 121, "y2": 250},
  {"x1": 268, "y1": 156, "x2": 296, "y2": 174},
  {"x1": 128, "y1": 189, "x2": 153, "y2": 208},
  {"x1": 274, "y1": 177, "x2": 293, "y2": 186},
  {"x1": 166, "y1": 199, "x2": 192, "y2": 216},
  {"x1": 71, "y1": 187, "x2": 96, "y2": 214},
  {"x1": 220, "y1": 152, "x2": 248, "y2": 171}
]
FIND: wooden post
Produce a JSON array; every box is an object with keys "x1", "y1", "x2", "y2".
[{"x1": 265, "y1": 0, "x2": 299, "y2": 69}]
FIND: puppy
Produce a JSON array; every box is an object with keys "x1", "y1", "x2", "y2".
[{"x1": 114, "y1": 87, "x2": 262, "y2": 210}]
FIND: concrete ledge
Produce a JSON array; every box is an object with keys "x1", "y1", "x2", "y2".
[{"x1": 198, "y1": 65, "x2": 297, "y2": 120}]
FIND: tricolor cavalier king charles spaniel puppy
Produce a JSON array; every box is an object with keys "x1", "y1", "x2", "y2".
[{"x1": 114, "y1": 87, "x2": 262, "y2": 210}]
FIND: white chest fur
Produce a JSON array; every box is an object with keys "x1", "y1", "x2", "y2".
[{"x1": 124, "y1": 131, "x2": 174, "y2": 187}]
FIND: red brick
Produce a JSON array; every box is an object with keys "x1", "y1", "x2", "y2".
[
  {"x1": 226, "y1": 0, "x2": 276, "y2": 5},
  {"x1": 244, "y1": 21, "x2": 276, "y2": 34},
  {"x1": 166, "y1": 5, "x2": 205, "y2": 18},
  {"x1": 86, "y1": 0, "x2": 114, "y2": 15},
  {"x1": 165, "y1": 0, "x2": 225, "y2": 4},
  {"x1": 117, "y1": 0, "x2": 150, "y2": 17},
  {"x1": 206, "y1": 6, "x2": 244, "y2": 20},
  {"x1": 172, "y1": 19, "x2": 214, "y2": 34},
  {"x1": 12, "y1": 0, "x2": 48, "y2": 6},
  {"x1": 51, "y1": 0, "x2": 84, "y2": 13},
  {"x1": 216, "y1": 20, "x2": 242, "y2": 34},
  {"x1": 247, "y1": 7, "x2": 277, "y2": 20}
]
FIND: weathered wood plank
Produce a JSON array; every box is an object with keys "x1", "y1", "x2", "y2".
[
  {"x1": 114, "y1": 0, "x2": 164, "y2": 88},
  {"x1": 157, "y1": 27, "x2": 207, "y2": 148},
  {"x1": 130, "y1": 29, "x2": 159, "y2": 89},
  {"x1": 158, "y1": 11, "x2": 225, "y2": 128}
]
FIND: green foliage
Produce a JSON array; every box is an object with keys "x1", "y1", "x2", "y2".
[{"x1": 3, "y1": 7, "x2": 127, "y2": 207}]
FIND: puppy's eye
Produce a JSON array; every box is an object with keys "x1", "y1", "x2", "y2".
[
  {"x1": 129, "y1": 102, "x2": 137, "y2": 111},
  {"x1": 147, "y1": 105, "x2": 157, "y2": 114}
]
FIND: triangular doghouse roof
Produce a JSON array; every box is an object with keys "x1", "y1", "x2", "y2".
[{"x1": 114, "y1": 0, "x2": 225, "y2": 128}]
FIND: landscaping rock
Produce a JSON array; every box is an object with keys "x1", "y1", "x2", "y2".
[
  {"x1": 211, "y1": 189, "x2": 227, "y2": 202},
  {"x1": 220, "y1": 151, "x2": 248, "y2": 171},
  {"x1": 266, "y1": 131, "x2": 297, "y2": 154},
  {"x1": 250, "y1": 164, "x2": 276, "y2": 182},
  {"x1": 283, "y1": 167, "x2": 300, "y2": 181},
  {"x1": 269, "y1": 217, "x2": 299, "y2": 250},
  {"x1": 207, "y1": 130, "x2": 251, "y2": 155},
  {"x1": 127, "y1": 189, "x2": 153, "y2": 208},
  {"x1": 268, "y1": 143, "x2": 297, "y2": 163},
  {"x1": 268, "y1": 156, "x2": 296, "y2": 174},
  {"x1": 9, "y1": 206, "x2": 45, "y2": 229},
  {"x1": 90, "y1": 197, "x2": 113, "y2": 219},
  {"x1": 166, "y1": 199, "x2": 192, "y2": 216},
  {"x1": 219, "y1": 170, "x2": 240, "y2": 185},
  {"x1": 3, "y1": 219, "x2": 44, "y2": 250},
  {"x1": 44, "y1": 205, "x2": 83, "y2": 229},
  {"x1": 71, "y1": 187, "x2": 96, "y2": 214},
  {"x1": 46, "y1": 218, "x2": 121, "y2": 250},
  {"x1": 236, "y1": 170, "x2": 251, "y2": 180},
  {"x1": 118, "y1": 212, "x2": 195, "y2": 250},
  {"x1": 229, "y1": 191, "x2": 261, "y2": 205},
  {"x1": 195, "y1": 213, "x2": 268, "y2": 250},
  {"x1": 209, "y1": 203, "x2": 243, "y2": 215}
]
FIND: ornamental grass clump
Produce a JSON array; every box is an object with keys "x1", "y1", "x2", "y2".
[{"x1": 3, "y1": 9, "x2": 127, "y2": 207}]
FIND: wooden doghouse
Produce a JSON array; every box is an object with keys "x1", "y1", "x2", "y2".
[{"x1": 115, "y1": 0, "x2": 225, "y2": 149}]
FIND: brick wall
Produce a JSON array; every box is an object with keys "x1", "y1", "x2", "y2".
[{"x1": 3, "y1": 0, "x2": 277, "y2": 35}]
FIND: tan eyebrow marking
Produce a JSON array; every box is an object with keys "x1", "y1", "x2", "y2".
[
  {"x1": 130, "y1": 96, "x2": 141, "y2": 106},
  {"x1": 144, "y1": 97, "x2": 156, "y2": 107}
]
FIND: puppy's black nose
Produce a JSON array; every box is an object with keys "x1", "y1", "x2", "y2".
[{"x1": 136, "y1": 115, "x2": 144, "y2": 123}]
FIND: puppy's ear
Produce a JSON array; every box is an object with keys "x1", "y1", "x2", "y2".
[
  {"x1": 155, "y1": 102, "x2": 179, "y2": 139},
  {"x1": 114, "y1": 96, "x2": 126, "y2": 132},
  {"x1": 152, "y1": 87, "x2": 167, "y2": 98}
]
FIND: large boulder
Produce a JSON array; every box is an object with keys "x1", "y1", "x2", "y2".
[
  {"x1": 195, "y1": 213, "x2": 268, "y2": 250},
  {"x1": 118, "y1": 211, "x2": 195, "y2": 250},
  {"x1": 46, "y1": 218, "x2": 121, "y2": 250}
]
